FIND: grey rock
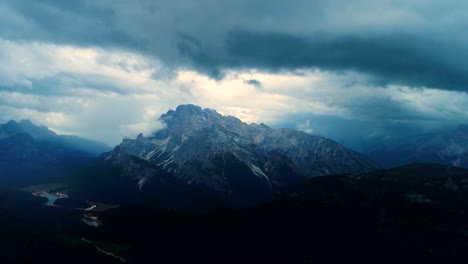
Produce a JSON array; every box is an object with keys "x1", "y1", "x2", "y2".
[{"x1": 107, "y1": 104, "x2": 379, "y2": 206}]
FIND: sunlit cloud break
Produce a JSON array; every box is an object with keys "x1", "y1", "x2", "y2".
[{"x1": 1, "y1": 0, "x2": 468, "y2": 149}]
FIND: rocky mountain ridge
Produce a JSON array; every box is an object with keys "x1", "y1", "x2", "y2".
[{"x1": 100, "y1": 104, "x2": 379, "y2": 207}]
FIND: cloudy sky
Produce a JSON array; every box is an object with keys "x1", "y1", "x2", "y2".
[{"x1": 1, "y1": 0, "x2": 468, "y2": 149}]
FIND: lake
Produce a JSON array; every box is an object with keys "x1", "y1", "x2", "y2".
[{"x1": 34, "y1": 192, "x2": 66, "y2": 206}]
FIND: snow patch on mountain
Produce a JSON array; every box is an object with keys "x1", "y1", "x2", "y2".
[
  {"x1": 138, "y1": 177, "x2": 148, "y2": 190},
  {"x1": 108, "y1": 104, "x2": 379, "y2": 203}
]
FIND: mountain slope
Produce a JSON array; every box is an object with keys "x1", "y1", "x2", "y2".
[
  {"x1": 0, "y1": 120, "x2": 110, "y2": 186},
  {"x1": 93, "y1": 104, "x2": 379, "y2": 208},
  {"x1": 267, "y1": 163, "x2": 468, "y2": 256},
  {"x1": 81, "y1": 163, "x2": 468, "y2": 262},
  {"x1": 1, "y1": 120, "x2": 110, "y2": 155},
  {"x1": 71, "y1": 147, "x2": 221, "y2": 212},
  {"x1": 369, "y1": 124, "x2": 468, "y2": 168}
]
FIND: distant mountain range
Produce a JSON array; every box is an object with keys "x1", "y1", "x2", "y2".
[
  {"x1": 3, "y1": 109, "x2": 468, "y2": 261},
  {"x1": 74, "y1": 104, "x2": 379, "y2": 208},
  {"x1": 0, "y1": 120, "x2": 110, "y2": 154},
  {"x1": 369, "y1": 124, "x2": 468, "y2": 168},
  {"x1": 0, "y1": 120, "x2": 110, "y2": 186},
  {"x1": 9, "y1": 107, "x2": 468, "y2": 210}
]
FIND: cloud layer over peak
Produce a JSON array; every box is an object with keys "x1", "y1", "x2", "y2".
[
  {"x1": 3, "y1": 0, "x2": 468, "y2": 91},
  {"x1": 1, "y1": 0, "x2": 468, "y2": 148}
]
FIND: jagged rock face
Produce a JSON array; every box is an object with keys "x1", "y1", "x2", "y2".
[
  {"x1": 107, "y1": 104, "x2": 378, "y2": 207},
  {"x1": 73, "y1": 148, "x2": 221, "y2": 212},
  {"x1": 260, "y1": 128, "x2": 379, "y2": 176}
]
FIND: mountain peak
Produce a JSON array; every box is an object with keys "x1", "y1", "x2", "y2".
[
  {"x1": 3, "y1": 120, "x2": 23, "y2": 134},
  {"x1": 3, "y1": 119, "x2": 56, "y2": 138},
  {"x1": 175, "y1": 104, "x2": 203, "y2": 114},
  {"x1": 113, "y1": 104, "x2": 378, "y2": 207},
  {"x1": 0, "y1": 119, "x2": 110, "y2": 156},
  {"x1": 159, "y1": 105, "x2": 224, "y2": 135},
  {"x1": 5, "y1": 120, "x2": 19, "y2": 126},
  {"x1": 19, "y1": 119, "x2": 33, "y2": 126},
  {"x1": 172, "y1": 104, "x2": 222, "y2": 119}
]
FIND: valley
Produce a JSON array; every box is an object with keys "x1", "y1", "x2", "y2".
[
  {"x1": 2, "y1": 163, "x2": 468, "y2": 262},
  {"x1": 2, "y1": 1, "x2": 467, "y2": 262},
  {"x1": 2, "y1": 107, "x2": 468, "y2": 262},
  {"x1": 21, "y1": 184, "x2": 69, "y2": 206}
]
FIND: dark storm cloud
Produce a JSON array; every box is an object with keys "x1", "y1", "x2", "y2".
[
  {"x1": 1, "y1": 0, "x2": 138, "y2": 48},
  {"x1": 340, "y1": 92, "x2": 438, "y2": 122},
  {"x1": 28, "y1": 73, "x2": 131, "y2": 95},
  {"x1": 244, "y1": 79, "x2": 262, "y2": 89},
  {"x1": 0, "y1": 72, "x2": 140, "y2": 96},
  {"x1": 275, "y1": 112, "x2": 459, "y2": 152},
  {"x1": 176, "y1": 33, "x2": 226, "y2": 80},
  {"x1": 224, "y1": 31, "x2": 468, "y2": 91},
  {"x1": 3, "y1": 0, "x2": 468, "y2": 91}
]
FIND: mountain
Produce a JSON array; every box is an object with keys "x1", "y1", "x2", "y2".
[
  {"x1": 70, "y1": 163, "x2": 468, "y2": 262},
  {"x1": 0, "y1": 120, "x2": 110, "y2": 186},
  {"x1": 264, "y1": 163, "x2": 468, "y2": 257},
  {"x1": 1, "y1": 164, "x2": 468, "y2": 262},
  {"x1": 71, "y1": 148, "x2": 222, "y2": 212},
  {"x1": 369, "y1": 124, "x2": 468, "y2": 168},
  {"x1": 1, "y1": 120, "x2": 110, "y2": 154},
  {"x1": 77, "y1": 104, "x2": 378, "y2": 208}
]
